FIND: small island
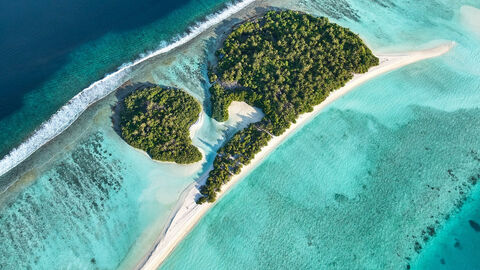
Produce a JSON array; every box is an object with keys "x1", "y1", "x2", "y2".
[
  {"x1": 136, "y1": 6, "x2": 453, "y2": 268},
  {"x1": 198, "y1": 10, "x2": 379, "y2": 203},
  {"x1": 120, "y1": 86, "x2": 202, "y2": 164}
]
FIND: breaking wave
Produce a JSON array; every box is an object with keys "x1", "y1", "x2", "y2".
[{"x1": 0, "y1": 0, "x2": 256, "y2": 176}]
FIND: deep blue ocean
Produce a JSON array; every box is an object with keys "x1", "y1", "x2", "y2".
[
  {"x1": 1, "y1": 0, "x2": 185, "y2": 119},
  {"x1": 0, "y1": 0, "x2": 228, "y2": 157},
  {"x1": 0, "y1": 0, "x2": 233, "y2": 268}
]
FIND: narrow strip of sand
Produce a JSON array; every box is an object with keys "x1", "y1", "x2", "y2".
[{"x1": 137, "y1": 42, "x2": 454, "y2": 270}]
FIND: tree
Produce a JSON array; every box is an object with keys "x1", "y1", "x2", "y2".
[
  {"x1": 120, "y1": 86, "x2": 202, "y2": 164},
  {"x1": 197, "y1": 10, "x2": 378, "y2": 203}
]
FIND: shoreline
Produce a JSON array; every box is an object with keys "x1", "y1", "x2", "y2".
[
  {"x1": 137, "y1": 42, "x2": 455, "y2": 270},
  {"x1": 0, "y1": 0, "x2": 259, "y2": 177},
  {"x1": 130, "y1": 109, "x2": 207, "y2": 166}
]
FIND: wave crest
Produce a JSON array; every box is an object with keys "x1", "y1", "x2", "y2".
[{"x1": 0, "y1": 0, "x2": 255, "y2": 176}]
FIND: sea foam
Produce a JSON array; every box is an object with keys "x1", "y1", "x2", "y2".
[{"x1": 0, "y1": 0, "x2": 256, "y2": 177}]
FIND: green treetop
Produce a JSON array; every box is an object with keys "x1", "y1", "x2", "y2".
[
  {"x1": 198, "y1": 10, "x2": 378, "y2": 203},
  {"x1": 120, "y1": 86, "x2": 202, "y2": 164}
]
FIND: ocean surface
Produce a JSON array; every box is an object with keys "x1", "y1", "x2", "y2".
[
  {"x1": 1, "y1": 0, "x2": 480, "y2": 269},
  {"x1": 162, "y1": 0, "x2": 480, "y2": 269},
  {"x1": 0, "y1": 0, "x2": 246, "y2": 268},
  {"x1": 0, "y1": 0, "x2": 230, "y2": 160}
]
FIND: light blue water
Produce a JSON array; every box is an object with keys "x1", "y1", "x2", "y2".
[
  {"x1": 0, "y1": 91, "x2": 206, "y2": 269},
  {"x1": 0, "y1": 1, "x2": 257, "y2": 269},
  {"x1": 162, "y1": 0, "x2": 480, "y2": 269},
  {"x1": 0, "y1": 2, "x2": 269, "y2": 266},
  {"x1": 0, "y1": 0, "x2": 230, "y2": 157},
  {"x1": 2, "y1": 0, "x2": 480, "y2": 268}
]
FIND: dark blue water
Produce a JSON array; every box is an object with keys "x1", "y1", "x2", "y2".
[
  {"x1": 0, "y1": 0, "x2": 235, "y2": 268},
  {"x1": 0, "y1": 0, "x2": 191, "y2": 118},
  {"x1": 0, "y1": 0, "x2": 227, "y2": 157},
  {"x1": 3, "y1": 0, "x2": 480, "y2": 269}
]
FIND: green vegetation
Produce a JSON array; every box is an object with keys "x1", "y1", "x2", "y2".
[
  {"x1": 197, "y1": 10, "x2": 378, "y2": 203},
  {"x1": 120, "y1": 86, "x2": 202, "y2": 164}
]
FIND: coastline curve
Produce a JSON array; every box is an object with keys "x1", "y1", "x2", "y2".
[
  {"x1": 0, "y1": 0, "x2": 257, "y2": 178},
  {"x1": 138, "y1": 42, "x2": 455, "y2": 270}
]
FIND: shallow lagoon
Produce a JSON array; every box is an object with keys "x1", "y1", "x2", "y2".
[
  {"x1": 162, "y1": 0, "x2": 480, "y2": 269},
  {"x1": 1, "y1": 0, "x2": 480, "y2": 269},
  {"x1": 0, "y1": 1, "x2": 256, "y2": 268}
]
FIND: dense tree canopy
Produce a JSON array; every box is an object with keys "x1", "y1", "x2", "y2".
[
  {"x1": 197, "y1": 10, "x2": 378, "y2": 203},
  {"x1": 120, "y1": 86, "x2": 202, "y2": 164}
]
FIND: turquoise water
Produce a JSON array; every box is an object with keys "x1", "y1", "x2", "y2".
[
  {"x1": 162, "y1": 0, "x2": 480, "y2": 269},
  {"x1": 0, "y1": 1, "x2": 255, "y2": 269},
  {"x1": 0, "y1": 0, "x2": 229, "y2": 158},
  {"x1": 1, "y1": 0, "x2": 196, "y2": 126},
  {"x1": 0, "y1": 91, "x2": 205, "y2": 269},
  {"x1": 2, "y1": 0, "x2": 480, "y2": 269},
  {"x1": 0, "y1": 2, "x2": 267, "y2": 266}
]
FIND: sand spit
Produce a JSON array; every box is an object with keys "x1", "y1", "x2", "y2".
[{"x1": 137, "y1": 41, "x2": 455, "y2": 270}]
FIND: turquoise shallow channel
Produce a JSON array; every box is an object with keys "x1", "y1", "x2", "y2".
[
  {"x1": 0, "y1": 0, "x2": 480, "y2": 269},
  {"x1": 0, "y1": 0, "x2": 233, "y2": 269},
  {"x1": 162, "y1": 0, "x2": 480, "y2": 269}
]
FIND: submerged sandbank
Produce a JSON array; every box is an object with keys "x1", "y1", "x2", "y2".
[
  {"x1": 460, "y1": 5, "x2": 480, "y2": 37},
  {"x1": 137, "y1": 42, "x2": 454, "y2": 270},
  {"x1": 0, "y1": 0, "x2": 258, "y2": 178}
]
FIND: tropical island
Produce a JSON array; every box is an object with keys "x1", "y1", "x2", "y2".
[
  {"x1": 137, "y1": 7, "x2": 453, "y2": 268},
  {"x1": 119, "y1": 86, "x2": 202, "y2": 164},
  {"x1": 197, "y1": 10, "x2": 379, "y2": 203}
]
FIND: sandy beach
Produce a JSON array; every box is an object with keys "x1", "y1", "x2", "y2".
[{"x1": 136, "y1": 40, "x2": 454, "y2": 270}]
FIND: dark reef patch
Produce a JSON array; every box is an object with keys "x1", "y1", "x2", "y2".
[
  {"x1": 414, "y1": 241, "x2": 422, "y2": 253},
  {"x1": 305, "y1": 0, "x2": 360, "y2": 22},
  {"x1": 370, "y1": 0, "x2": 397, "y2": 8},
  {"x1": 447, "y1": 169, "x2": 458, "y2": 181},
  {"x1": 454, "y1": 238, "x2": 461, "y2": 249},
  {"x1": 468, "y1": 220, "x2": 480, "y2": 232},
  {"x1": 0, "y1": 132, "x2": 126, "y2": 268},
  {"x1": 334, "y1": 193, "x2": 348, "y2": 203}
]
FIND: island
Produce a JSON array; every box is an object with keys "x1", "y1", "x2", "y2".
[
  {"x1": 137, "y1": 6, "x2": 453, "y2": 269},
  {"x1": 137, "y1": 8, "x2": 455, "y2": 270},
  {"x1": 197, "y1": 10, "x2": 379, "y2": 203},
  {"x1": 120, "y1": 86, "x2": 202, "y2": 164}
]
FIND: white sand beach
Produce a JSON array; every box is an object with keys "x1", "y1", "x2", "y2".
[{"x1": 136, "y1": 41, "x2": 454, "y2": 270}]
